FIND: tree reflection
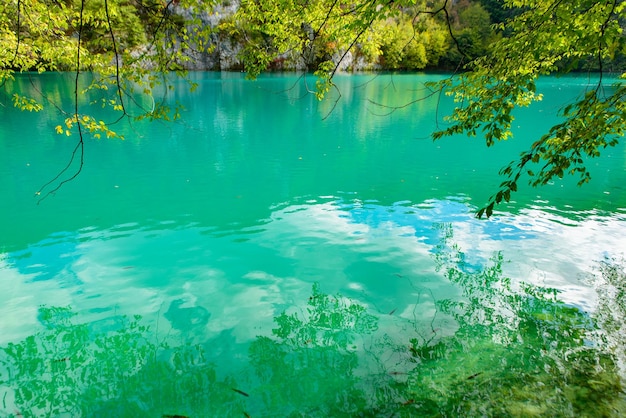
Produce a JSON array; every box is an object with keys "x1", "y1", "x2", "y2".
[
  {"x1": 594, "y1": 258, "x2": 626, "y2": 383},
  {"x1": 0, "y1": 307, "x2": 246, "y2": 417},
  {"x1": 1, "y1": 226, "x2": 625, "y2": 416},
  {"x1": 410, "y1": 224, "x2": 625, "y2": 416},
  {"x1": 245, "y1": 225, "x2": 625, "y2": 416},
  {"x1": 246, "y1": 283, "x2": 380, "y2": 416}
]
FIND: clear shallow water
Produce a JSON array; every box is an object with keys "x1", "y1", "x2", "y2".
[{"x1": 1, "y1": 73, "x2": 625, "y2": 416}]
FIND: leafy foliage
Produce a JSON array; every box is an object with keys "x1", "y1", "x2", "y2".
[
  {"x1": 433, "y1": 0, "x2": 626, "y2": 215},
  {"x1": 227, "y1": 0, "x2": 480, "y2": 89}
]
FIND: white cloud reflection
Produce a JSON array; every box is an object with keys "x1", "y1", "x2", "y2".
[{"x1": 1, "y1": 198, "x2": 624, "y2": 346}]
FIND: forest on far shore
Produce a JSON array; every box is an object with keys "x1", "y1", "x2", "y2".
[{"x1": 3, "y1": 0, "x2": 625, "y2": 75}]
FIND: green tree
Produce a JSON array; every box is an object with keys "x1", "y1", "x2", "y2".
[
  {"x1": 433, "y1": 0, "x2": 626, "y2": 217},
  {"x1": 378, "y1": 18, "x2": 428, "y2": 70}
]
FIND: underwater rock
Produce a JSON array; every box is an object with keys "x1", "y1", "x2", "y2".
[{"x1": 164, "y1": 299, "x2": 211, "y2": 330}]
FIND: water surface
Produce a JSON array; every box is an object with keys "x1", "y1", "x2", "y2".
[{"x1": 1, "y1": 73, "x2": 625, "y2": 416}]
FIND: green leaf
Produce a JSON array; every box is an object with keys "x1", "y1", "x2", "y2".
[{"x1": 485, "y1": 203, "x2": 494, "y2": 218}]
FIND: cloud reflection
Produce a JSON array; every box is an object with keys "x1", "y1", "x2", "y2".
[{"x1": 1, "y1": 197, "x2": 625, "y2": 348}]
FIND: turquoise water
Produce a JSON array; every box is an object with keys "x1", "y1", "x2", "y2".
[{"x1": 1, "y1": 73, "x2": 625, "y2": 416}]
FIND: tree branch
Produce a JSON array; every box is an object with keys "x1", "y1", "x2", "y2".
[{"x1": 36, "y1": 0, "x2": 86, "y2": 203}]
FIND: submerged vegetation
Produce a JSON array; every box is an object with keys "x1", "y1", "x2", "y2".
[{"x1": 1, "y1": 226, "x2": 624, "y2": 416}]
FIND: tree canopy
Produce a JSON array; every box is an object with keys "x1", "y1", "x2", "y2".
[
  {"x1": 1, "y1": 0, "x2": 625, "y2": 213},
  {"x1": 439, "y1": 0, "x2": 626, "y2": 217}
]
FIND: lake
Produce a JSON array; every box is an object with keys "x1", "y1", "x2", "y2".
[{"x1": 1, "y1": 72, "x2": 625, "y2": 416}]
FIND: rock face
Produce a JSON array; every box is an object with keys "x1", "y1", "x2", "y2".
[{"x1": 174, "y1": 1, "x2": 243, "y2": 70}]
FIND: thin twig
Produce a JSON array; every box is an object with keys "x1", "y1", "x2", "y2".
[
  {"x1": 37, "y1": 0, "x2": 86, "y2": 203},
  {"x1": 104, "y1": 0, "x2": 128, "y2": 116}
]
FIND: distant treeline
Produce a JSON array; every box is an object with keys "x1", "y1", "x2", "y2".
[
  {"x1": 1, "y1": 0, "x2": 624, "y2": 74},
  {"x1": 215, "y1": 0, "x2": 626, "y2": 73}
]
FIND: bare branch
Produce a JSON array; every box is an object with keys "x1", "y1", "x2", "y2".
[
  {"x1": 37, "y1": 0, "x2": 86, "y2": 203},
  {"x1": 104, "y1": 0, "x2": 128, "y2": 116}
]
